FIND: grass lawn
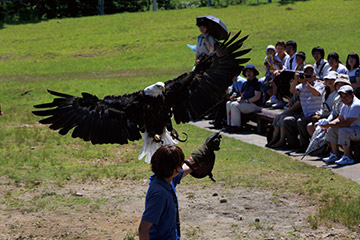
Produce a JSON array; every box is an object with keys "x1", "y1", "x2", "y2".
[{"x1": 0, "y1": 0, "x2": 360, "y2": 230}]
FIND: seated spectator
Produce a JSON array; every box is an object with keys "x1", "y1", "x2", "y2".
[
  {"x1": 226, "y1": 64, "x2": 262, "y2": 132},
  {"x1": 294, "y1": 51, "x2": 306, "y2": 71},
  {"x1": 266, "y1": 41, "x2": 289, "y2": 106},
  {"x1": 328, "y1": 52, "x2": 348, "y2": 74},
  {"x1": 283, "y1": 65, "x2": 325, "y2": 152},
  {"x1": 266, "y1": 91, "x2": 302, "y2": 148},
  {"x1": 326, "y1": 74, "x2": 352, "y2": 121},
  {"x1": 346, "y1": 53, "x2": 360, "y2": 98},
  {"x1": 270, "y1": 40, "x2": 298, "y2": 109},
  {"x1": 275, "y1": 40, "x2": 289, "y2": 68},
  {"x1": 312, "y1": 46, "x2": 331, "y2": 80},
  {"x1": 209, "y1": 75, "x2": 246, "y2": 129},
  {"x1": 263, "y1": 45, "x2": 281, "y2": 100},
  {"x1": 306, "y1": 71, "x2": 338, "y2": 136},
  {"x1": 283, "y1": 40, "x2": 297, "y2": 71},
  {"x1": 264, "y1": 45, "x2": 281, "y2": 80},
  {"x1": 322, "y1": 85, "x2": 360, "y2": 165}
]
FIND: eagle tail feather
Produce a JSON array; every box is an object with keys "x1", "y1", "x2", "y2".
[{"x1": 138, "y1": 128, "x2": 178, "y2": 164}]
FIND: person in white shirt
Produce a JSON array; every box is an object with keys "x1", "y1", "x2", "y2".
[
  {"x1": 275, "y1": 40, "x2": 289, "y2": 68},
  {"x1": 283, "y1": 41, "x2": 297, "y2": 70},
  {"x1": 268, "y1": 40, "x2": 298, "y2": 108},
  {"x1": 312, "y1": 46, "x2": 331, "y2": 80},
  {"x1": 328, "y1": 52, "x2": 348, "y2": 74},
  {"x1": 346, "y1": 53, "x2": 360, "y2": 97},
  {"x1": 306, "y1": 71, "x2": 338, "y2": 136},
  {"x1": 322, "y1": 85, "x2": 360, "y2": 165}
]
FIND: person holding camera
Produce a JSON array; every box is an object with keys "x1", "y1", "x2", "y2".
[{"x1": 283, "y1": 65, "x2": 325, "y2": 152}]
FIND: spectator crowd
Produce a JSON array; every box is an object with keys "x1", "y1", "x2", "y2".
[{"x1": 208, "y1": 40, "x2": 360, "y2": 165}]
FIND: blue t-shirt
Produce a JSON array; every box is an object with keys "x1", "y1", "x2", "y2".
[
  {"x1": 231, "y1": 76, "x2": 247, "y2": 94},
  {"x1": 241, "y1": 77, "x2": 263, "y2": 106},
  {"x1": 142, "y1": 169, "x2": 184, "y2": 240}
]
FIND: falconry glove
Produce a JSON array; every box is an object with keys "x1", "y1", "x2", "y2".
[{"x1": 185, "y1": 132, "x2": 221, "y2": 182}]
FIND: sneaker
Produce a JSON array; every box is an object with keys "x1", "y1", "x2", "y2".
[
  {"x1": 272, "y1": 100, "x2": 286, "y2": 109},
  {"x1": 322, "y1": 153, "x2": 340, "y2": 164},
  {"x1": 266, "y1": 96, "x2": 278, "y2": 106},
  {"x1": 335, "y1": 155, "x2": 354, "y2": 165}
]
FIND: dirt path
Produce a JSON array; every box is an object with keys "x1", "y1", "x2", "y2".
[{"x1": 0, "y1": 179, "x2": 358, "y2": 240}]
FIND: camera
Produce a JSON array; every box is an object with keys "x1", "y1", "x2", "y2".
[{"x1": 299, "y1": 72, "x2": 312, "y2": 79}]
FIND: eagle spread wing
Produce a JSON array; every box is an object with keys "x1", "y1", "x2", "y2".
[
  {"x1": 165, "y1": 31, "x2": 250, "y2": 124},
  {"x1": 33, "y1": 31, "x2": 250, "y2": 162},
  {"x1": 33, "y1": 90, "x2": 145, "y2": 145}
]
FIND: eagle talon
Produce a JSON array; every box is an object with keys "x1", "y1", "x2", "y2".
[
  {"x1": 154, "y1": 134, "x2": 163, "y2": 144},
  {"x1": 170, "y1": 129, "x2": 188, "y2": 142},
  {"x1": 171, "y1": 129, "x2": 178, "y2": 138}
]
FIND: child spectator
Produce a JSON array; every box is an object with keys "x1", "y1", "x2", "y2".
[
  {"x1": 295, "y1": 51, "x2": 306, "y2": 71},
  {"x1": 263, "y1": 45, "x2": 281, "y2": 101},
  {"x1": 269, "y1": 40, "x2": 298, "y2": 109},
  {"x1": 275, "y1": 40, "x2": 289, "y2": 68},
  {"x1": 209, "y1": 75, "x2": 246, "y2": 129},
  {"x1": 226, "y1": 64, "x2": 262, "y2": 132},
  {"x1": 264, "y1": 45, "x2": 281, "y2": 80},
  {"x1": 328, "y1": 52, "x2": 348, "y2": 74},
  {"x1": 284, "y1": 40, "x2": 297, "y2": 70},
  {"x1": 346, "y1": 53, "x2": 360, "y2": 97},
  {"x1": 312, "y1": 46, "x2": 331, "y2": 80},
  {"x1": 265, "y1": 41, "x2": 289, "y2": 106},
  {"x1": 322, "y1": 85, "x2": 360, "y2": 165}
]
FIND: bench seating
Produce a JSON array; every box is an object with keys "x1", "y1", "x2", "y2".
[
  {"x1": 244, "y1": 108, "x2": 283, "y2": 134},
  {"x1": 243, "y1": 108, "x2": 360, "y2": 161}
]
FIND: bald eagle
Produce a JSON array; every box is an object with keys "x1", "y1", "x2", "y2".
[{"x1": 32, "y1": 31, "x2": 250, "y2": 163}]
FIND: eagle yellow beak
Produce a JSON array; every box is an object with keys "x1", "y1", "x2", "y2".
[{"x1": 162, "y1": 86, "x2": 165, "y2": 93}]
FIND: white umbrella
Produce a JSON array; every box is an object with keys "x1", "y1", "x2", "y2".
[{"x1": 301, "y1": 125, "x2": 326, "y2": 160}]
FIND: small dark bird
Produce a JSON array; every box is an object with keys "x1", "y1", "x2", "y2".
[{"x1": 32, "y1": 31, "x2": 251, "y2": 162}]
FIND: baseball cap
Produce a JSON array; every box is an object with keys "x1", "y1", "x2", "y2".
[
  {"x1": 338, "y1": 85, "x2": 354, "y2": 94},
  {"x1": 324, "y1": 71, "x2": 338, "y2": 80}
]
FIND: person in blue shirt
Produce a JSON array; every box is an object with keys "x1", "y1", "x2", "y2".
[{"x1": 138, "y1": 145, "x2": 192, "y2": 240}]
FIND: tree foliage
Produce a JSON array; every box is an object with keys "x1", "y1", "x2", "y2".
[{"x1": 0, "y1": 0, "x2": 249, "y2": 24}]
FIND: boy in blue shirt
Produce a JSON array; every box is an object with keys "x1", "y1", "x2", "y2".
[
  {"x1": 139, "y1": 132, "x2": 222, "y2": 240},
  {"x1": 139, "y1": 145, "x2": 192, "y2": 240}
]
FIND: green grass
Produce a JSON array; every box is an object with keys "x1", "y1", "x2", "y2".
[{"x1": 0, "y1": 0, "x2": 360, "y2": 230}]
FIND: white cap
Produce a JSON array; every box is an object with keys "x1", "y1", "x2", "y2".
[
  {"x1": 265, "y1": 45, "x2": 276, "y2": 55},
  {"x1": 338, "y1": 85, "x2": 354, "y2": 94},
  {"x1": 324, "y1": 71, "x2": 338, "y2": 80}
]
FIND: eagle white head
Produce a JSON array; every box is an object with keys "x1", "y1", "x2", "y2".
[{"x1": 144, "y1": 82, "x2": 165, "y2": 97}]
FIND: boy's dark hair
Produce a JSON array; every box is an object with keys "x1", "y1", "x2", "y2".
[
  {"x1": 285, "y1": 40, "x2": 297, "y2": 52},
  {"x1": 328, "y1": 52, "x2": 340, "y2": 62},
  {"x1": 297, "y1": 51, "x2": 306, "y2": 61},
  {"x1": 311, "y1": 46, "x2": 325, "y2": 59},
  {"x1": 151, "y1": 145, "x2": 184, "y2": 179},
  {"x1": 275, "y1": 40, "x2": 285, "y2": 47},
  {"x1": 346, "y1": 53, "x2": 360, "y2": 70}
]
